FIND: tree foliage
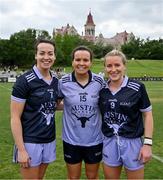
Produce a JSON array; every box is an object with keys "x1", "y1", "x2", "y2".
[
  {"x1": 121, "y1": 37, "x2": 163, "y2": 60},
  {"x1": 54, "y1": 34, "x2": 81, "y2": 65},
  {"x1": 0, "y1": 28, "x2": 52, "y2": 68},
  {"x1": 0, "y1": 28, "x2": 162, "y2": 68},
  {"x1": 54, "y1": 34, "x2": 113, "y2": 65}
]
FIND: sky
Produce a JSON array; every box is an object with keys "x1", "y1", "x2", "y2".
[{"x1": 0, "y1": 0, "x2": 163, "y2": 40}]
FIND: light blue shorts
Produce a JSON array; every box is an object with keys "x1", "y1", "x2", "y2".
[
  {"x1": 13, "y1": 140, "x2": 56, "y2": 167},
  {"x1": 102, "y1": 136, "x2": 144, "y2": 170}
]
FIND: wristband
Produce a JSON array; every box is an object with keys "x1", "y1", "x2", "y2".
[{"x1": 144, "y1": 137, "x2": 152, "y2": 146}]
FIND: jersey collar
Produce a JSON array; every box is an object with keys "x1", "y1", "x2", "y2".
[
  {"x1": 106, "y1": 76, "x2": 128, "y2": 95},
  {"x1": 71, "y1": 70, "x2": 92, "y2": 83},
  {"x1": 33, "y1": 65, "x2": 44, "y2": 79},
  {"x1": 33, "y1": 65, "x2": 53, "y2": 85},
  {"x1": 121, "y1": 75, "x2": 128, "y2": 87},
  {"x1": 107, "y1": 75, "x2": 128, "y2": 88},
  {"x1": 71, "y1": 70, "x2": 92, "y2": 88},
  {"x1": 33, "y1": 65, "x2": 53, "y2": 79}
]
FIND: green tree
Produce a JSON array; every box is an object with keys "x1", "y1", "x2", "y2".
[
  {"x1": 121, "y1": 37, "x2": 163, "y2": 60},
  {"x1": 9, "y1": 28, "x2": 36, "y2": 67},
  {"x1": 54, "y1": 34, "x2": 84, "y2": 66},
  {"x1": 7, "y1": 28, "x2": 52, "y2": 67},
  {"x1": 90, "y1": 43, "x2": 103, "y2": 58},
  {"x1": 142, "y1": 39, "x2": 163, "y2": 59},
  {"x1": 121, "y1": 37, "x2": 143, "y2": 59},
  {"x1": 37, "y1": 30, "x2": 51, "y2": 40},
  {"x1": 0, "y1": 39, "x2": 12, "y2": 65}
]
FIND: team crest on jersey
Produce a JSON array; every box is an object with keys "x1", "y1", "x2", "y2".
[
  {"x1": 39, "y1": 101, "x2": 56, "y2": 125},
  {"x1": 71, "y1": 105, "x2": 96, "y2": 128},
  {"x1": 104, "y1": 111, "x2": 128, "y2": 134}
]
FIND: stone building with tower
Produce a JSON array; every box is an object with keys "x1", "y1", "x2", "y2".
[
  {"x1": 83, "y1": 11, "x2": 96, "y2": 42},
  {"x1": 53, "y1": 11, "x2": 134, "y2": 48},
  {"x1": 95, "y1": 31, "x2": 134, "y2": 49},
  {"x1": 53, "y1": 23, "x2": 78, "y2": 36}
]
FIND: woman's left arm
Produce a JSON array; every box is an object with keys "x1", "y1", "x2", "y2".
[{"x1": 138, "y1": 111, "x2": 154, "y2": 163}]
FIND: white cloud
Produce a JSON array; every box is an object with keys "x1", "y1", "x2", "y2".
[{"x1": 0, "y1": 0, "x2": 163, "y2": 39}]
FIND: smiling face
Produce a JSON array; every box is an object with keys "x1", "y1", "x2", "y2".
[
  {"x1": 35, "y1": 42, "x2": 55, "y2": 71},
  {"x1": 105, "y1": 55, "x2": 126, "y2": 83},
  {"x1": 72, "y1": 50, "x2": 92, "y2": 76}
]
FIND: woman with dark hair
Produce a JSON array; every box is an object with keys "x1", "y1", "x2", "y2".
[
  {"x1": 59, "y1": 46, "x2": 104, "y2": 179},
  {"x1": 11, "y1": 39, "x2": 59, "y2": 179}
]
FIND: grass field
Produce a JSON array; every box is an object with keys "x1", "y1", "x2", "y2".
[
  {"x1": 65, "y1": 59, "x2": 163, "y2": 77},
  {"x1": 0, "y1": 60, "x2": 163, "y2": 179}
]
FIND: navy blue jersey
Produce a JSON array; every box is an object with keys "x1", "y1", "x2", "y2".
[
  {"x1": 59, "y1": 71, "x2": 104, "y2": 146},
  {"x1": 11, "y1": 66, "x2": 59, "y2": 143},
  {"x1": 99, "y1": 76, "x2": 152, "y2": 138}
]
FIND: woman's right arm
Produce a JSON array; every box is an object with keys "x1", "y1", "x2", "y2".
[{"x1": 10, "y1": 100, "x2": 31, "y2": 168}]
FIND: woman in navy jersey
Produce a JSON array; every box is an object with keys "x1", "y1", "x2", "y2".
[
  {"x1": 99, "y1": 50, "x2": 153, "y2": 179},
  {"x1": 59, "y1": 46, "x2": 104, "y2": 179},
  {"x1": 11, "y1": 39, "x2": 59, "y2": 179}
]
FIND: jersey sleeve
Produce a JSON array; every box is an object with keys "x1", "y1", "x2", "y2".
[
  {"x1": 11, "y1": 75, "x2": 30, "y2": 102},
  {"x1": 139, "y1": 83, "x2": 152, "y2": 112},
  {"x1": 93, "y1": 73, "x2": 105, "y2": 90}
]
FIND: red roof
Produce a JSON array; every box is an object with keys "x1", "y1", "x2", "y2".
[{"x1": 86, "y1": 12, "x2": 95, "y2": 25}]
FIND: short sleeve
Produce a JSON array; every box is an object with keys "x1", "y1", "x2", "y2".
[
  {"x1": 139, "y1": 83, "x2": 152, "y2": 112},
  {"x1": 11, "y1": 75, "x2": 30, "y2": 102}
]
